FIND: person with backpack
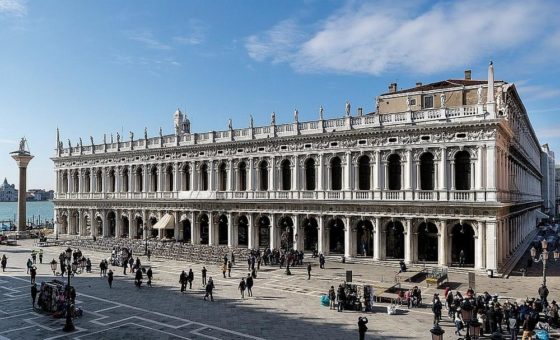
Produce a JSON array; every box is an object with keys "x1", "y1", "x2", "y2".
[{"x1": 328, "y1": 286, "x2": 336, "y2": 310}]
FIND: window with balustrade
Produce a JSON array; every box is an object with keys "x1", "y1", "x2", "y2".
[
  {"x1": 96, "y1": 169, "x2": 103, "y2": 192},
  {"x1": 200, "y1": 164, "x2": 209, "y2": 191},
  {"x1": 358, "y1": 156, "x2": 371, "y2": 190},
  {"x1": 165, "y1": 165, "x2": 173, "y2": 191},
  {"x1": 281, "y1": 159, "x2": 291, "y2": 190},
  {"x1": 420, "y1": 152, "x2": 435, "y2": 190},
  {"x1": 388, "y1": 154, "x2": 402, "y2": 190},
  {"x1": 84, "y1": 170, "x2": 91, "y2": 193},
  {"x1": 305, "y1": 158, "x2": 316, "y2": 190},
  {"x1": 218, "y1": 163, "x2": 227, "y2": 191},
  {"x1": 122, "y1": 168, "x2": 129, "y2": 192},
  {"x1": 238, "y1": 162, "x2": 247, "y2": 191},
  {"x1": 72, "y1": 171, "x2": 79, "y2": 192},
  {"x1": 62, "y1": 171, "x2": 69, "y2": 193},
  {"x1": 109, "y1": 169, "x2": 116, "y2": 192},
  {"x1": 330, "y1": 157, "x2": 342, "y2": 190},
  {"x1": 455, "y1": 151, "x2": 471, "y2": 190},
  {"x1": 259, "y1": 160, "x2": 268, "y2": 191},
  {"x1": 150, "y1": 166, "x2": 158, "y2": 192},
  {"x1": 135, "y1": 167, "x2": 143, "y2": 192}
]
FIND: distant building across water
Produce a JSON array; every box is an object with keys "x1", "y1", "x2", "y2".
[{"x1": 0, "y1": 178, "x2": 53, "y2": 202}]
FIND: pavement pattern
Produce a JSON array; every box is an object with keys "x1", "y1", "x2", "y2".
[{"x1": 1, "y1": 239, "x2": 559, "y2": 339}]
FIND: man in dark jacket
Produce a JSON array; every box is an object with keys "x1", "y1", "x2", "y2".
[
  {"x1": 180, "y1": 270, "x2": 187, "y2": 292},
  {"x1": 538, "y1": 284, "x2": 549, "y2": 308},
  {"x1": 135, "y1": 268, "x2": 143, "y2": 288},
  {"x1": 307, "y1": 263, "x2": 312, "y2": 280},
  {"x1": 201, "y1": 267, "x2": 207, "y2": 286},
  {"x1": 246, "y1": 274, "x2": 253, "y2": 297},
  {"x1": 187, "y1": 269, "x2": 194, "y2": 289},
  {"x1": 204, "y1": 277, "x2": 214, "y2": 301},
  {"x1": 108, "y1": 269, "x2": 114, "y2": 288},
  {"x1": 31, "y1": 283, "x2": 38, "y2": 308},
  {"x1": 358, "y1": 316, "x2": 368, "y2": 340}
]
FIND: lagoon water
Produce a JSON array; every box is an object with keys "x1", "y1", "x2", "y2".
[{"x1": 0, "y1": 201, "x2": 54, "y2": 223}]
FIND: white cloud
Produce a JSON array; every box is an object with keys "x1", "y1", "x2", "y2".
[
  {"x1": 173, "y1": 19, "x2": 207, "y2": 46},
  {"x1": 516, "y1": 83, "x2": 560, "y2": 101},
  {"x1": 246, "y1": 0, "x2": 558, "y2": 75},
  {"x1": 0, "y1": 138, "x2": 17, "y2": 145},
  {"x1": 0, "y1": 0, "x2": 26, "y2": 16},
  {"x1": 126, "y1": 30, "x2": 171, "y2": 50},
  {"x1": 246, "y1": 19, "x2": 306, "y2": 64}
]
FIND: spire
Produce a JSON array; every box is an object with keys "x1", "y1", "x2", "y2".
[
  {"x1": 56, "y1": 127, "x2": 60, "y2": 149},
  {"x1": 487, "y1": 61, "x2": 496, "y2": 116}
]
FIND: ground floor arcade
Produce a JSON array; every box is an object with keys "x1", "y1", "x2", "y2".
[{"x1": 53, "y1": 205, "x2": 539, "y2": 271}]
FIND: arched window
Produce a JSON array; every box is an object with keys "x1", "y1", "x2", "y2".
[
  {"x1": 281, "y1": 159, "x2": 291, "y2": 190},
  {"x1": 420, "y1": 153, "x2": 435, "y2": 190},
  {"x1": 200, "y1": 164, "x2": 209, "y2": 191},
  {"x1": 72, "y1": 171, "x2": 79, "y2": 192},
  {"x1": 84, "y1": 170, "x2": 91, "y2": 193},
  {"x1": 218, "y1": 163, "x2": 227, "y2": 191},
  {"x1": 358, "y1": 156, "x2": 370, "y2": 190},
  {"x1": 62, "y1": 171, "x2": 69, "y2": 193},
  {"x1": 259, "y1": 160, "x2": 268, "y2": 191},
  {"x1": 150, "y1": 166, "x2": 158, "y2": 192},
  {"x1": 305, "y1": 158, "x2": 316, "y2": 190},
  {"x1": 108, "y1": 169, "x2": 116, "y2": 192},
  {"x1": 122, "y1": 168, "x2": 129, "y2": 192},
  {"x1": 135, "y1": 167, "x2": 143, "y2": 192},
  {"x1": 330, "y1": 157, "x2": 342, "y2": 190},
  {"x1": 238, "y1": 162, "x2": 247, "y2": 191},
  {"x1": 165, "y1": 165, "x2": 173, "y2": 191},
  {"x1": 388, "y1": 154, "x2": 401, "y2": 190},
  {"x1": 181, "y1": 164, "x2": 190, "y2": 191},
  {"x1": 455, "y1": 151, "x2": 471, "y2": 190},
  {"x1": 96, "y1": 169, "x2": 103, "y2": 192}
]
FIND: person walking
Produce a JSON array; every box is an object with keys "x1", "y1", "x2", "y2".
[
  {"x1": 227, "y1": 261, "x2": 232, "y2": 278},
  {"x1": 31, "y1": 283, "x2": 38, "y2": 308},
  {"x1": 122, "y1": 259, "x2": 128, "y2": 275},
  {"x1": 147, "y1": 267, "x2": 153, "y2": 287},
  {"x1": 147, "y1": 249, "x2": 151, "y2": 261},
  {"x1": 134, "y1": 268, "x2": 143, "y2": 288},
  {"x1": 337, "y1": 284, "x2": 346, "y2": 312},
  {"x1": 238, "y1": 278, "x2": 246, "y2": 299},
  {"x1": 30, "y1": 266, "x2": 37, "y2": 284},
  {"x1": 99, "y1": 260, "x2": 105, "y2": 277},
  {"x1": 204, "y1": 277, "x2": 214, "y2": 301},
  {"x1": 319, "y1": 254, "x2": 325, "y2": 269},
  {"x1": 329, "y1": 286, "x2": 336, "y2": 310},
  {"x1": 459, "y1": 249, "x2": 465, "y2": 267},
  {"x1": 246, "y1": 274, "x2": 253, "y2": 297},
  {"x1": 1, "y1": 254, "x2": 7, "y2": 272},
  {"x1": 307, "y1": 263, "x2": 312, "y2": 280},
  {"x1": 38, "y1": 250, "x2": 43, "y2": 264},
  {"x1": 180, "y1": 270, "x2": 187, "y2": 293},
  {"x1": 108, "y1": 269, "x2": 114, "y2": 288},
  {"x1": 222, "y1": 262, "x2": 227, "y2": 278},
  {"x1": 187, "y1": 268, "x2": 194, "y2": 289},
  {"x1": 26, "y1": 258, "x2": 33, "y2": 274},
  {"x1": 201, "y1": 266, "x2": 207, "y2": 286},
  {"x1": 538, "y1": 284, "x2": 549, "y2": 308},
  {"x1": 358, "y1": 317, "x2": 368, "y2": 340},
  {"x1": 31, "y1": 251, "x2": 37, "y2": 265},
  {"x1": 432, "y1": 295, "x2": 442, "y2": 325}
]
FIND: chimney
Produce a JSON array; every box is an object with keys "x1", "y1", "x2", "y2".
[
  {"x1": 464, "y1": 70, "x2": 472, "y2": 80},
  {"x1": 415, "y1": 82, "x2": 422, "y2": 87},
  {"x1": 388, "y1": 83, "x2": 397, "y2": 93}
]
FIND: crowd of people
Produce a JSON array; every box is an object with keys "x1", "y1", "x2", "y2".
[{"x1": 432, "y1": 285, "x2": 559, "y2": 339}]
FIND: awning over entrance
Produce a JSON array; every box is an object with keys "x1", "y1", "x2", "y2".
[
  {"x1": 152, "y1": 214, "x2": 175, "y2": 229},
  {"x1": 536, "y1": 210, "x2": 549, "y2": 220}
]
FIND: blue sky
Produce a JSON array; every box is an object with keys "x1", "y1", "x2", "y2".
[{"x1": 0, "y1": 0, "x2": 559, "y2": 190}]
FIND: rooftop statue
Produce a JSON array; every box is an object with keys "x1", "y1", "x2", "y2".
[
  {"x1": 319, "y1": 105, "x2": 324, "y2": 120},
  {"x1": 345, "y1": 101, "x2": 351, "y2": 116}
]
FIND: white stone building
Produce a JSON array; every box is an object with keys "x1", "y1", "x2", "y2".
[
  {"x1": 52, "y1": 63, "x2": 544, "y2": 272},
  {"x1": 0, "y1": 178, "x2": 18, "y2": 202}
]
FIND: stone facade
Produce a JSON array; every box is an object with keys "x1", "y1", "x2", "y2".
[
  {"x1": 52, "y1": 63, "x2": 544, "y2": 272},
  {"x1": 0, "y1": 178, "x2": 18, "y2": 202}
]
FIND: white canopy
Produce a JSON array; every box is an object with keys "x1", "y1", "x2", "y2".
[{"x1": 152, "y1": 213, "x2": 175, "y2": 229}]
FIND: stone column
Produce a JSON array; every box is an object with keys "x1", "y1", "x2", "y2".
[
  {"x1": 344, "y1": 216, "x2": 352, "y2": 258},
  {"x1": 438, "y1": 220, "x2": 448, "y2": 266},
  {"x1": 248, "y1": 158, "x2": 254, "y2": 191},
  {"x1": 10, "y1": 150, "x2": 33, "y2": 232},
  {"x1": 404, "y1": 219, "x2": 412, "y2": 264},
  {"x1": 439, "y1": 147, "x2": 447, "y2": 200},
  {"x1": 269, "y1": 214, "x2": 278, "y2": 250},
  {"x1": 485, "y1": 221, "x2": 497, "y2": 270},
  {"x1": 344, "y1": 152, "x2": 351, "y2": 190},
  {"x1": 228, "y1": 212, "x2": 234, "y2": 247},
  {"x1": 248, "y1": 214, "x2": 255, "y2": 249},
  {"x1": 292, "y1": 156, "x2": 299, "y2": 191},
  {"x1": 227, "y1": 160, "x2": 233, "y2": 191},
  {"x1": 486, "y1": 145, "x2": 496, "y2": 200},
  {"x1": 317, "y1": 154, "x2": 324, "y2": 191},
  {"x1": 373, "y1": 217, "x2": 381, "y2": 261},
  {"x1": 383, "y1": 161, "x2": 388, "y2": 190},
  {"x1": 208, "y1": 213, "x2": 216, "y2": 245},
  {"x1": 317, "y1": 215, "x2": 324, "y2": 254}
]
